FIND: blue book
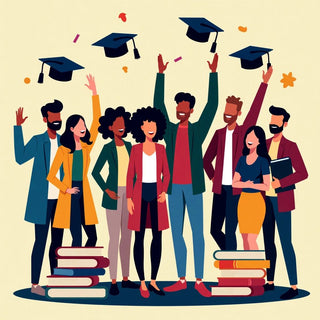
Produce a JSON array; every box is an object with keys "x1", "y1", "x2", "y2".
[{"x1": 53, "y1": 268, "x2": 106, "y2": 277}]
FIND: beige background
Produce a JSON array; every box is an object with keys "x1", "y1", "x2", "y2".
[{"x1": 1, "y1": 0, "x2": 319, "y2": 319}]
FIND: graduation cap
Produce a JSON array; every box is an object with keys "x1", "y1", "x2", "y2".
[
  {"x1": 92, "y1": 33, "x2": 140, "y2": 59},
  {"x1": 229, "y1": 46, "x2": 273, "y2": 70},
  {"x1": 179, "y1": 17, "x2": 224, "y2": 53},
  {"x1": 38, "y1": 57, "x2": 84, "y2": 83}
]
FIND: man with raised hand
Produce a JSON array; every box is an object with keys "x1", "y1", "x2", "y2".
[
  {"x1": 203, "y1": 66, "x2": 273, "y2": 251},
  {"x1": 14, "y1": 100, "x2": 64, "y2": 296},
  {"x1": 153, "y1": 53, "x2": 219, "y2": 297}
]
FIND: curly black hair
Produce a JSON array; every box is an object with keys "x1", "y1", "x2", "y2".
[
  {"x1": 98, "y1": 107, "x2": 131, "y2": 139},
  {"x1": 174, "y1": 92, "x2": 196, "y2": 109},
  {"x1": 41, "y1": 99, "x2": 63, "y2": 117},
  {"x1": 130, "y1": 107, "x2": 167, "y2": 143}
]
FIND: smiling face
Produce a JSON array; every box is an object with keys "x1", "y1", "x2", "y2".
[
  {"x1": 70, "y1": 118, "x2": 86, "y2": 138},
  {"x1": 109, "y1": 116, "x2": 125, "y2": 138},
  {"x1": 269, "y1": 114, "x2": 287, "y2": 134},
  {"x1": 141, "y1": 120, "x2": 157, "y2": 141},
  {"x1": 176, "y1": 101, "x2": 193, "y2": 122},
  {"x1": 245, "y1": 130, "x2": 260, "y2": 150},
  {"x1": 224, "y1": 103, "x2": 241, "y2": 124},
  {"x1": 44, "y1": 111, "x2": 62, "y2": 131}
]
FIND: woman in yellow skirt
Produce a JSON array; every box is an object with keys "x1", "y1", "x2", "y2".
[{"x1": 232, "y1": 126, "x2": 270, "y2": 250}]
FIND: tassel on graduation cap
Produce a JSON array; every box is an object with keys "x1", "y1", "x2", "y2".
[
  {"x1": 180, "y1": 17, "x2": 224, "y2": 53},
  {"x1": 37, "y1": 57, "x2": 84, "y2": 83},
  {"x1": 92, "y1": 33, "x2": 140, "y2": 59}
]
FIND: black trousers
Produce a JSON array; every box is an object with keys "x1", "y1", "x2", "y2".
[
  {"x1": 134, "y1": 183, "x2": 162, "y2": 281},
  {"x1": 70, "y1": 181, "x2": 97, "y2": 247},
  {"x1": 210, "y1": 185, "x2": 240, "y2": 250},
  {"x1": 31, "y1": 199, "x2": 63, "y2": 284}
]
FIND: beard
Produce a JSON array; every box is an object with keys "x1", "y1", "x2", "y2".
[
  {"x1": 223, "y1": 113, "x2": 237, "y2": 124},
  {"x1": 176, "y1": 111, "x2": 190, "y2": 122},
  {"x1": 47, "y1": 120, "x2": 62, "y2": 131},
  {"x1": 269, "y1": 124, "x2": 284, "y2": 134}
]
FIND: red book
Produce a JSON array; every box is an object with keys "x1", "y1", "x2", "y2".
[
  {"x1": 214, "y1": 260, "x2": 270, "y2": 269},
  {"x1": 57, "y1": 257, "x2": 110, "y2": 269},
  {"x1": 218, "y1": 277, "x2": 265, "y2": 287},
  {"x1": 47, "y1": 275, "x2": 99, "y2": 287}
]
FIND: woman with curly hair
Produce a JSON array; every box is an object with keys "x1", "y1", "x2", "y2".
[
  {"x1": 232, "y1": 126, "x2": 271, "y2": 250},
  {"x1": 92, "y1": 106, "x2": 139, "y2": 295},
  {"x1": 127, "y1": 106, "x2": 170, "y2": 298},
  {"x1": 47, "y1": 74, "x2": 101, "y2": 247}
]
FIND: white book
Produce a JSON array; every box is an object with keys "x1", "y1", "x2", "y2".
[
  {"x1": 213, "y1": 250, "x2": 265, "y2": 260},
  {"x1": 46, "y1": 287, "x2": 107, "y2": 298},
  {"x1": 56, "y1": 246, "x2": 104, "y2": 257},
  {"x1": 211, "y1": 286, "x2": 252, "y2": 296},
  {"x1": 220, "y1": 269, "x2": 266, "y2": 278}
]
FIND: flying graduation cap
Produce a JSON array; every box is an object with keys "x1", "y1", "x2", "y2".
[
  {"x1": 179, "y1": 17, "x2": 224, "y2": 53},
  {"x1": 92, "y1": 33, "x2": 140, "y2": 59},
  {"x1": 229, "y1": 46, "x2": 273, "y2": 70},
  {"x1": 38, "y1": 57, "x2": 84, "y2": 83}
]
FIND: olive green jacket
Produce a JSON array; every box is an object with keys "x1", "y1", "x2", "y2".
[
  {"x1": 153, "y1": 72, "x2": 219, "y2": 194},
  {"x1": 92, "y1": 139, "x2": 131, "y2": 209}
]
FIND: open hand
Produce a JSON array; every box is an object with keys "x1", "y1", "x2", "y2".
[
  {"x1": 127, "y1": 198, "x2": 134, "y2": 215},
  {"x1": 106, "y1": 189, "x2": 120, "y2": 200},
  {"x1": 16, "y1": 107, "x2": 28, "y2": 126},
  {"x1": 271, "y1": 177, "x2": 281, "y2": 189},
  {"x1": 157, "y1": 192, "x2": 166, "y2": 203},
  {"x1": 207, "y1": 53, "x2": 219, "y2": 73},
  {"x1": 262, "y1": 66, "x2": 273, "y2": 84},
  {"x1": 66, "y1": 187, "x2": 80, "y2": 194},
  {"x1": 85, "y1": 74, "x2": 97, "y2": 95},
  {"x1": 158, "y1": 54, "x2": 169, "y2": 74}
]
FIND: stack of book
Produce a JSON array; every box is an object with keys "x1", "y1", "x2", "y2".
[
  {"x1": 211, "y1": 250, "x2": 269, "y2": 297},
  {"x1": 46, "y1": 246, "x2": 110, "y2": 299}
]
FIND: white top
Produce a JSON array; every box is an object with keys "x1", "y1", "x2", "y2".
[
  {"x1": 221, "y1": 128, "x2": 234, "y2": 185},
  {"x1": 142, "y1": 151, "x2": 157, "y2": 183},
  {"x1": 48, "y1": 137, "x2": 60, "y2": 199}
]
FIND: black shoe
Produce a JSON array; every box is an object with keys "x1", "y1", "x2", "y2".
[
  {"x1": 280, "y1": 288, "x2": 298, "y2": 300},
  {"x1": 121, "y1": 280, "x2": 140, "y2": 289},
  {"x1": 263, "y1": 283, "x2": 275, "y2": 291},
  {"x1": 148, "y1": 283, "x2": 165, "y2": 296},
  {"x1": 109, "y1": 283, "x2": 120, "y2": 295}
]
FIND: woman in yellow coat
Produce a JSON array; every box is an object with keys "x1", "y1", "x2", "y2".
[{"x1": 47, "y1": 74, "x2": 101, "y2": 246}]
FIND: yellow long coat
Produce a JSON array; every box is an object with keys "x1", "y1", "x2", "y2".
[{"x1": 47, "y1": 95, "x2": 101, "y2": 229}]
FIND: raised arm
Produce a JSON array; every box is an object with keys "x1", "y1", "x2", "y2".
[
  {"x1": 197, "y1": 53, "x2": 219, "y2": 143},
  {"x1": 85, "y1": 74, "x2": 101, "y2": 151},
  {"x1": 153, "y1": 54, "x2": 171, "y2": 127},
  {"x1": 14, "y1": 107, "x2": 37, "y2": 164},
  {"x1": 242, "y1": 67, "x2": 273, "y2": 130}
]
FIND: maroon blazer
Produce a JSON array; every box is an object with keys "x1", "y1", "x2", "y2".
[
  {"x1": 203, "y1": 82, "x2": 268, "y2": 195},
  {"x1": 266, "y1": 136, "x2": 308, "y2": 212},
  {"x1": 126, "y1": 143, "x2": 170, "y2": 231}
]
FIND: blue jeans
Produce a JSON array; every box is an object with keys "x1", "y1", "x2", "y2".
[
  {"x1": 262, "y1": 196, "x2": 298, "y2": 285},
  {"x1": 168, "y1": 184, "x2": 204, "y2": 279}
]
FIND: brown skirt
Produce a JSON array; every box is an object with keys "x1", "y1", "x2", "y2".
[{"x1": 237, "y1": 192, "x2": 266, "y2": 234}]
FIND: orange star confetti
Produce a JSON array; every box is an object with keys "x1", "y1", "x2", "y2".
[{"x1": 280, "y1": 72, "x2": 296, "y2": 88}]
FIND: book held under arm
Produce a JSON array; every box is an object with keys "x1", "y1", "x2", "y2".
[{"x1": 270, "y1": 157, "x2": 295, "y2": 193}]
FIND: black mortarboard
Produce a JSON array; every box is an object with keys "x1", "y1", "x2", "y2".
[
  {"x1": 92, "y1": 33, "x2": 140, "y2": 59},
  {"x1": 229, "y1": 46, "x2": 273, "y2": 70},
  {"x1": 179, "y1": 17, "x2": 224, "y2": 53},
  {"x1": 38, "y1": 57, "x2": 84, "y2": 83}
]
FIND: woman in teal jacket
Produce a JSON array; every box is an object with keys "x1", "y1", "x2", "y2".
[{"x1": 92, "y1": 107, "x2": 139, "y2": 296}]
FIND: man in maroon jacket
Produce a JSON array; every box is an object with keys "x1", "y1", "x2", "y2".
[
  {"x1": 263, "y1": 106, "x2": 308, "y2": 300},
  {"x1": 203, "y1": 67, "x2": 273, "y2": 250}
]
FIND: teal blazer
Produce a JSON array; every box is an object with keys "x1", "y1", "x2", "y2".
[
  {"x1": 92, "y1": 139, "x2": 131, "y2": 210},
  {"x1": 14, "y1": 126, "x2": 64, "y2": 224},
  {"x1": 153, "y1": 72, "x2": 219, "y2": 194}
]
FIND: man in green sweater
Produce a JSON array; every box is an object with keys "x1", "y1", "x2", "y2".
[{"x1": 153, "y1": 53, "x2": 219, "y2": 297}]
